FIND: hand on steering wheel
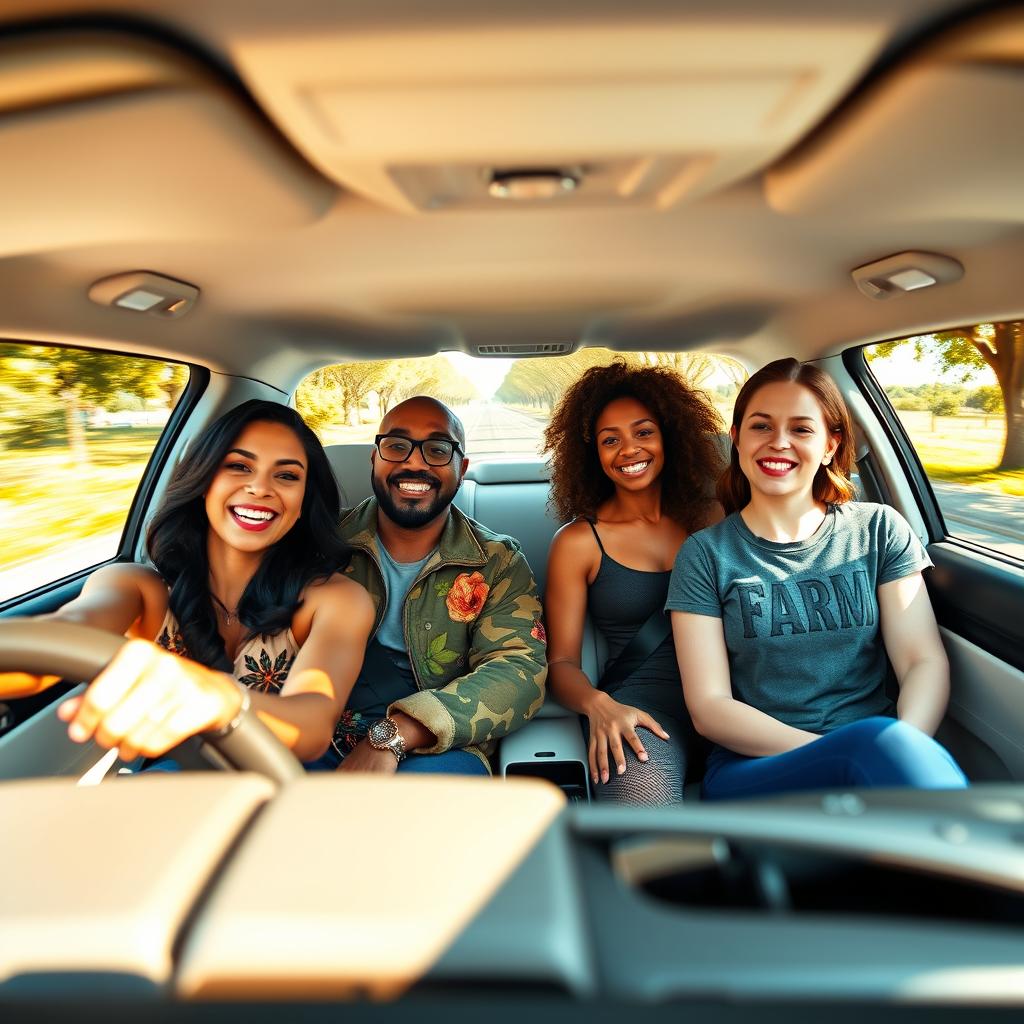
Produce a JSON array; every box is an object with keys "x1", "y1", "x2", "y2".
[
  {"x1": 57, "y1": 639, "x2": 243, "y2": 763},
  {"x1": 0, "y1": 620, "x2": 302, "y2": 784}
]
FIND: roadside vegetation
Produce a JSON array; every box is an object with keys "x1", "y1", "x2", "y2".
[
  {"x1": 0, "y1": 343, "x2": 183, "y2": 585},
  {"x1": 0, "y1": 428, "x2": 163, "y2": 571}
]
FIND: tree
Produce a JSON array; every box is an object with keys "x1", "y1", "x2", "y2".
[
  {"x1": 871, "y1": 323, "x2": 1024, "y2": 469},
  {"x1": 965, "y1": 384, "x2": 1003, "y2": 415},
  {"x1": 929, "y1": 394, "x2": 961, "y2": 418},
  {"x1": 295, "y1": 356, "x2": 480, "y2": 435},
  {"x1": 495, "y1": 348, "x2": 747, "y2": 412},
  {"x1": 0, "y1": 344, "x2": 180, "y2": 463}
]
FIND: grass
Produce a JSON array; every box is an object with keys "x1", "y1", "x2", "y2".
[
  {"x1": 0, "y1": 428, "x2": 161, "y2": 572},
  {"x1": 895, "y1": 411, "x2": 1024, "y2": 497}
]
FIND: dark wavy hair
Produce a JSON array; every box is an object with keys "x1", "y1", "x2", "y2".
[
  {"x1": 543, "y1": 360, "x2": 725, "y2": 532},
  {"x1": 717, "y1": 358, "x2": 857, "y2": 515},
  {"x1": 146, "y1": 399, "x2": 350, "y2": 671}
]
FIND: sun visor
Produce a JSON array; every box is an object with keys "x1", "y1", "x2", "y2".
[
  {"x1": 765, "y1": 10, "x2": 1024, "y2": 222},
  {"x1": 0, "y1": 33, "x2": 334, "y2": 257}
]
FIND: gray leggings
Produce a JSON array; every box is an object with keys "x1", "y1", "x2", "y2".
[{"x1": 585, "y1": 715, "x2": 689, "y2": 806}]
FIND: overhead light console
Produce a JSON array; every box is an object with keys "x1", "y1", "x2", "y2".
[
  {"x1": 851, "y1": 251, "x2": 963, "y2": 300},
  {"x1": 88, "y1": 271, "x2": 200, "y2": 319}
]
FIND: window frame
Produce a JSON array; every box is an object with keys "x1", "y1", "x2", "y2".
[
  {"x1": 845, "y1": 342, "x2": 1024, "y2": 675},
  {"x1": 844, "y1": 342, "x2": 1024, "y2": 569}
]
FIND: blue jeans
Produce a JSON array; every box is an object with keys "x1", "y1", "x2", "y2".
[
  {"x1": 397, "y1": 749, "x2": 490, "y2": 776},
  {"x1": 702, "y1": 717, "x2": 968, "y2": 801},
  {"x1": 306, "y1": 746, "x2": 489, "y2": 776}
]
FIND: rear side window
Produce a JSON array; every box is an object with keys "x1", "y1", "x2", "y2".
[
  {"x1": 864, "y1": 323, "x2": 1024, "y2": 561},
  {"x1": 0, "y1": 341, "x2": 189, "y2": 602}
]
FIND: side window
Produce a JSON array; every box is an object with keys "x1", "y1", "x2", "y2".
[
  {"x1": 0, "y1": 341, "x2": 190, "y2": 602},
  {"x1": 864, "y1": 322, "x2": 1023, "y2": 561}
]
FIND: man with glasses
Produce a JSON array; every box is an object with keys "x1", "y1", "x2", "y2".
[{"x1": 335, "y1": 396, "x2": 547, "y2": 775}]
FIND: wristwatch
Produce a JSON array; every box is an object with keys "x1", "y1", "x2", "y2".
[{"x1": 367, "y1": 715, "x2": 407, "y2": 763}]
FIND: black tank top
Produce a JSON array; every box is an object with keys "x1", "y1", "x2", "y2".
[{"x1": 585, "y1": 520, "x2": 683, "y2": 720}]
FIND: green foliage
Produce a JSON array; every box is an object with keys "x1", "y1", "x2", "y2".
[
  {"x1": 0, "y1": 343, "x2": 177, "y2": 403},
  {"x1": 930, "y1": 394, "x2": 961, "y2": 416},
  {"x1": 965, "y1": 384, "x2": 1003, "y2": 414},
  {"x1": 0, "y1": 343, "x2": 185, "y2": 454},
  {"x1": 870, "y1": 322, "x2": 1024, "y2": 469},
  {"x1": 295, "y1": 356, "x2": 479, "y2": 436},
  {"x1": 883, "y1": 381, "x2": 986, "y2": 415},
  {"x1": 494, "y1": 349, "x2": 746, "y2": 410},
  {"x1": 109, "y1": 390, "x2": 145, "y2": 413}
]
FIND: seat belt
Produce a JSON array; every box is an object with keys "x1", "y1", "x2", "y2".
[{"x1": 597, "y1": 609, "x2": 672, "y2": 690}]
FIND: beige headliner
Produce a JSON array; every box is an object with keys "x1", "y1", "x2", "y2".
[{"x1": 0, "y1": 1, "x2": 1021, "y2": 390}]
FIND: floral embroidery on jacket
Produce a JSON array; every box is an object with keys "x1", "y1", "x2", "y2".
[
  {"x1": 237, "y1": 645, "x2": 295, "y2": 693},
  {"x1": 445, "y1": 571, "x2": 489, "y2": 622},
  {"x1": 424, "y1": 631, "x2": 461, "y2": 676}
]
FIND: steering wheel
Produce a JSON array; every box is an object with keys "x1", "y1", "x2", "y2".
[{"x1": 0, "y1": 619, "x2": 304, "y2": 785}]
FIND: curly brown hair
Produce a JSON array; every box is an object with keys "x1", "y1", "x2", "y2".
[{"x1": 543, "y1": 359, "x2": 725, "y2": 531}]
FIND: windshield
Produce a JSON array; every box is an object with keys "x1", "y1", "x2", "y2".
[{"x1": 296, "y1": 349, "x2": 747, "y2": 457}]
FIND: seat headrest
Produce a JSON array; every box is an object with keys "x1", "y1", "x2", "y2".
[
  {"x1": 464, "y1": 459, "x2": 550, "y2": 485},
  {"x1": 324, "y1": 443, "x2": 374, "y2": 507}
]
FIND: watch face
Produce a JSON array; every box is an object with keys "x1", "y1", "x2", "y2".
[{"x1": 369, "y1": 717, "x2": 398, "y2": 747}]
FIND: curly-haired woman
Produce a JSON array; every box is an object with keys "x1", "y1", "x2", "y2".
[{"x1": 542, "y1": 360, "x2": 725, "y2": 804}]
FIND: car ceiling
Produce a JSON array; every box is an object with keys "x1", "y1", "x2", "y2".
[{"x1": 0, "y1": 0, "x2": 1019, "y2": 392}]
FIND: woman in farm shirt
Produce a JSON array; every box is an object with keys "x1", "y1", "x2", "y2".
[{"x1": 668, "y1": 358, "x2": 967, "y2": 799}]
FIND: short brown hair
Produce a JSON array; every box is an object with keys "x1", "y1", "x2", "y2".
[
  {"x1": 717, "y1": 358, "x2": 856, "y2": 515},
  {"x1": 543, "y1": 359, "x2": 724, "y2": 532}
]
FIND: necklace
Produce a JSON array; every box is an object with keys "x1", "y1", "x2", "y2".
[{"x1": 210, "y1": 592, "x2": 239, "y2": 626}]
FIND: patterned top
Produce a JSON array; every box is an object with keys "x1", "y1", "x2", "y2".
[{"x1": 155, "y1": 610, "x2": 299, "y2": 693}]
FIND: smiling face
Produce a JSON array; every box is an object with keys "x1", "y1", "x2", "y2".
[
  {"x1": 203, "y1": 420, "x2": 307, "y2": 556},
  {"x1": 594, "y1": 396, "x2": 665, "y2": 493},
  {"x1": 371, "y1": 397, "x2": 468, "y2": 529},
  {"x1": 733, "y1": 380, "x2": 840, "y2": 504}
]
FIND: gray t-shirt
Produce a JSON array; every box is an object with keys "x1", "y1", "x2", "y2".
[
  {"x1": 346, "y1": 544, "x2": 433, "y2": 719},
  {"x1": 665, "y1": 502, "x2": 932, "y2": 734},
  {"x1": 376, "y1": 544, "x2": 434, "y2": 653}
]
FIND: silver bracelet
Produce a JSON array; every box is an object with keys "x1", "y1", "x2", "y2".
[{"x1": 207, "y1": 680, "x2": 251, "y2": 739}]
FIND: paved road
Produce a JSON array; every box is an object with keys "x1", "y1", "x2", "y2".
[
  {"x1": 932, "y1": 482, "x2": 1024, "y2": 559},
  {"x1": 455, "y1": 402, "x2": 548, "y2": 458}
]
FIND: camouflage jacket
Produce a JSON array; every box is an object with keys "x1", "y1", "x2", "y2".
[{"x1": 338, "y1": 498, "x2": 547, "y2": 761}]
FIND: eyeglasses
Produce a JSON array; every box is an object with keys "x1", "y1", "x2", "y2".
[{"x1": 374, "y1": 433, "x2": 463, "y2": 467}]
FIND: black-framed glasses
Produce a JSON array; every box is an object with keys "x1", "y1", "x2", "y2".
[{"x1": 374, "y1": 433, "x2": 463, "y2": 467}]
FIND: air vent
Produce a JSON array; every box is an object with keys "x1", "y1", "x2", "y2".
[{"x1": 476, "y1": 343, "x2": 572, "y2": 356}]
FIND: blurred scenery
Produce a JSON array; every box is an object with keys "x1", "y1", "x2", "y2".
[
  {"x1": 295, "y1": 348, "x2": 748, "y2": 458},
  {"x1": 865, "y1": 322, "x2": 1024, "y2": 558},
  {"x1": 0, "y1": 344, "x2": 188, "y2": 600},
  {"x1": 2, "y1": 328, "x2": 1021, "y2": 603}
]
